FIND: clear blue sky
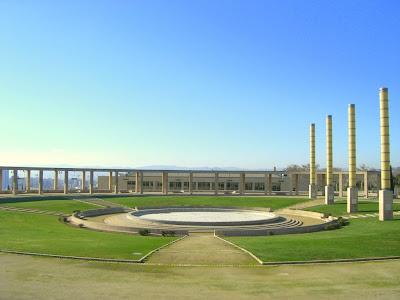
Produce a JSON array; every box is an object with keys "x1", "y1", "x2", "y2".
[{"x1": 0, "y1": 0, "x2": 399, "y2": 170}]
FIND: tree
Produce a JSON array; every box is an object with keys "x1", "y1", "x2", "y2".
[{"x1": 284, "y1": 164, "x2": 320, "y2": 172}]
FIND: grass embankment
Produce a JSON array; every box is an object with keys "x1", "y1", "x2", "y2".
[
  {"x1": 305, "y1": 200, "x2": 400, "y2": 217},
  {"x1": 102, "y1": 196, "x2": 309, "y2": 210},
  {"x1": 0, "y1": 198, "x2": 98, "y2": 214},
  {"x1": 227, "y1": 216, "x2": 400, "y2": 262},
  {"x1": 0, "y1": 211, "x2": 177, "y2": 259}
]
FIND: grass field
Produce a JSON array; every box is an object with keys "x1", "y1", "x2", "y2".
[
  {"x1": 226, "y1": 216, "x2": 400, "y2": 262},
  {"x1": 0, "y1": 211, "x2": 177, "y2": 260},
  {"x1": 0, "y1": 197, "x2": 98, "y2": 213},
  {"x1": 102, "y1": 195, "x2": 309, "y2": 210},
  {"x1": 305, "y1": 200, "x2": 400, "y2": 217},
  {"x1": 2, "y1": 255, "x2": 400, "y2": 299}
]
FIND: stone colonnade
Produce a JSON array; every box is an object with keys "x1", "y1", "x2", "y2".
[{"x1": 0, "y1": 167, "x2": 376, "y2": 197}]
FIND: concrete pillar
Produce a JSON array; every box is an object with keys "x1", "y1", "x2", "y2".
[
  {"x1": 38, "y1": 170, "x2": 43, "y2": 195},
  {"x1": 89, "y1": 171, "x2": 94, "y2": 194},
  {"x1": 13, "y1": 169, "x2": 18, "y2": 195},
  {"x1": 162, "y1": 173, "x2": 166, "y2": 194},
  {"x1": 214, "y1": 173, "x2": 219, "y2": 195},
  {"x1": 164, "y1": 172, "x2": 168, "y2": 195},
  {"x1": 189, "y1": 173, "x2": 193, "y2": 195},
  {"x1": 26, "y1": 170, "x2": 31, "y2": 192},
  {"x1": 339, "y1": 173, "x2": 343, "y2": 198},
  {"x1": 139, "y1": 171, "x2": 144, "y2": 194},
  {"x1": 269, "y1": 174, "x2": 272, "y2": 195},
  {"x1": 379, "y1": 87, "x2": 393, "y2": 221},
  {"x1": 295, "y1": 174, "x2": 299, "y2": 196},
  {"x1": 136, "y1": 172, "x2": 140, "y2": 193},
  {"x1": 240, "y1": 173, "x2": 245, "y2": 195},
  {"x1": 309, "y1": 124, "x2": 317, "y2": 198},
  {"x1": 364, "y1": 171, "x2": 368, "y2": 198},
  {"x1": 264, "y1": 173, "x2": 268, "y2": 195},
  {"x1": 109, "y1": 171, "x2": 113, "y2": 191},
  {"x1": 64, "y1": 171, "x2": 68, "y2": 194},
  {"x1": 0, "y1": 170, "x2": 2, "y2": 191},
  {"x1": 325, "y1": 115, "x2": 334, "y2": 204},
  {"x1": 82, "y1": 171, "x2": 86, "y2": 190},
  {"x1": 289, "y1": 174, "x2": 293, "y2": 196},
  {"x1": 114, "y1": 172, "x2": 118, "y2": 194},
  {"x1": 54, "y1": 171, "x2": 58, "y2": 191},
  {"x1": 347, "y1": 104, "x2": 358, "y2": 213}
]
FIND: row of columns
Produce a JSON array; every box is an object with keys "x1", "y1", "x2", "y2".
[{"x1": 4, "y1": 168, "x2": 373, "y2": 196}]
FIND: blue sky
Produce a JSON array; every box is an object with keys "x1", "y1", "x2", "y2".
[{"x1": 0, "y1": 0, "x2": 399, "y2": 170}]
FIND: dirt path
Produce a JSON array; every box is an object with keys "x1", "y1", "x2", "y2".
[{"x1": 146, "y1": 234, "x2": 259, "y2": 265}]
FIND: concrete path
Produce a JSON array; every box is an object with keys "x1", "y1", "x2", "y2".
[
  {"x1": 74, "y1": 198, "x2": 133, "y2": 211},
  {"x1": 146, "y1": 234, "x2": 259, "y2": 266},
  {"x1": 0, "y1": 206, "x2": 70, "y2": 217}
]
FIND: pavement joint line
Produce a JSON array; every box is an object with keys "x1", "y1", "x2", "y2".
[{"x1": 215, "y1": 235, "x2": 263, "y2": 265}]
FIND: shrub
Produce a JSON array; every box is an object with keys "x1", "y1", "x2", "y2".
[
  {"x1": 268, "y1": 231, "x2": 274, "y2": 236},
  {"x1": 161, "y1": 230, "x2": 176, "y2": 237},
  {"x1": 58, "y1": 216, "x2": 68, "y2": 223},
  {"x1": 138, "y1": 229, "x2": 150, "y2": 236},
  {"x1": 78, "y1": 223, "x2": 84, "y2": 228}
]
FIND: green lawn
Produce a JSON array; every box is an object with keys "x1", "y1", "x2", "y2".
[
  {"x1": 305, "y1": 200, "x2": 400, "y2": 217},
  {"x1": 226, "y1": 216, "x2": 400, "y2": 262},
  {"x1": 102, "y1": 196, "x2": 310, "y2": 210},
  {"x1": 0, "y1": 211, "x2": 177, "y2": 260},
  {"x1": 0, "y1": 198, "x2": 99, "y2": 214}
]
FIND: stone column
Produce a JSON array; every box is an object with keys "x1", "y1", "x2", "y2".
[
  {"x1": 136, "y1": 172, "x2": 140, "y2": 193},
  {"x1": 379, "y1": 87, "x2": 393, "y2": 221},
  {"x1": 164, "y1": 172, "x2": 168, "y2": 195},
  {"x1": 347, "y1": 104, "x2": 358, "y2": 213},
  {"x1": 82, "y1": 171, "x2": 86, "y2": 190},
  {"x1": 26, "y1": 170, "x2": 31, "y2": 192},
  {"x1": 241, "y1": 173, "x2": 246, "y2": 195},
  {"x1": 214, "y1": 173, "x2": 219, "y2": 195},
  {"x1": 38, "y1": 170, "x2": 43, "y2": 195},
  {"x1": 189, "y1": 172, "x2": 193, "y2": 195},
  {"x1": 264, "y1": 173, "x2": 268, "y2": 195},
  {"x1": 13, "y1": 169, "x2": 18, "y2": 195},
  {"x1": 109, "y1": 171, "x2": 113, "y2": 192},
  {"x1": 139, "y1": 171, "x2": 144, "y2": 194},
  {"x1": 89, "y1": 171, "x2": 94, "y2": 194},
  {"x1": 325, "y1": 115, "x2": 334, "y2": 204},
  {"x1": 269, "y1": 174, "x2": 272, "y2": 195},
  {"x1": 54, "y1": 171, "x2": 58, "y2": 191},
  {"x1": 114, "y1": 172, "x2": 119, "y2": 194},
  {"x1": 64, "y1": 171, "x2": 68, "y2": 194},
  {"x1": 364, "y1": 171, "x2": 368, "y2": 199},
  {"x1": 289, "y1": 174, "x2": 293, "y2": 196},
  {"x1": 339, "y1": 173, "x2": 343, "y2": 198},
  {"x1": 309, "y1": 124, "x2": 317, "y2": 198},
  {"x1": 295, "y1": 174, "x2": 299, "y2": 196}
]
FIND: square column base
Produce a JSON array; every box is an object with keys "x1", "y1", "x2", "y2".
[
  {"x1": 347, "y1": 187, "x2": 358, "y2": 213},
  {"x1": 309, "y1": 184, "x2": 317, "y2": 199},
  {"x1": 325, "y1": 185, "x2": 334, "y2": 205},
  {"x1": 379, "y1": 190, "x2": 393, "y2": 221}
]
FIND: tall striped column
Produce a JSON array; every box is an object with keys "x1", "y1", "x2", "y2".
[
  {"x1": 379, "y1": 87, "x2": 393, "y2": 221},
  {"x1": 347, "y1": 104, "x2": 358, "y2": 212},
  {"x1": 325, "y1": 115, "x2": 334, "y2": 204},
  {"x1": 309, "y1": 123, "x2": 317, "y2": 198}
]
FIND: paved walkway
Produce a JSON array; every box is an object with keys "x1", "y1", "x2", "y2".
[
  {"x1": 342, "y1": 211, "x2": 400, "y2": 219},
  {"x1": 74, "y1": 198, "x2": 133, "y2": 211},
  {"x1": 0, "y1": 206, "x2": 70, "y2": 217},
  {"x1": 146, "y1": 234, "x2": 259, "y2": 266}
]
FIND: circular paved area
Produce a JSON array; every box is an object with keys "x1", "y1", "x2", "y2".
[{"x1": 128, "y1": 208, "x2": 279, "y2": 226}]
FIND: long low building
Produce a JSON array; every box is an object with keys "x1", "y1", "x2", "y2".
[{"x1": 0, "y1": 166, "x2": 380, "y2": 197}]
